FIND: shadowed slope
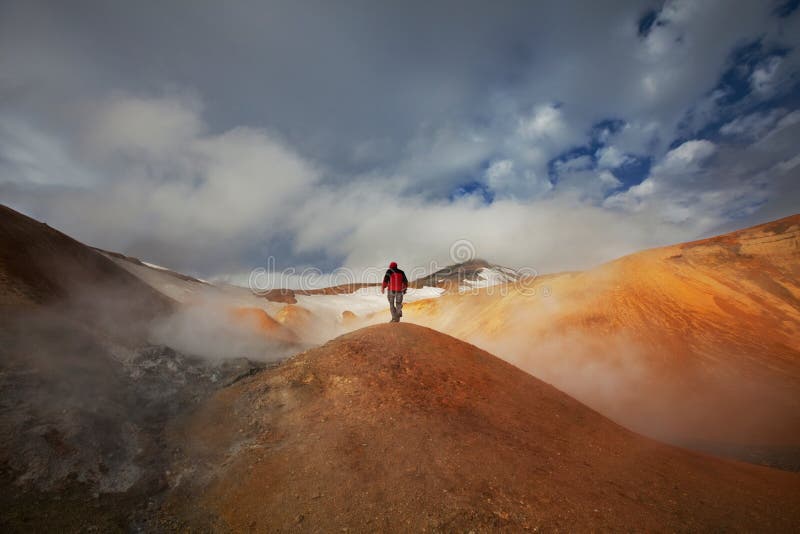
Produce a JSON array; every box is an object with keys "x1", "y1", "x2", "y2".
[
  {"x1": 0, "y1": 204, "x2": 175, "y2": 321},
  {"x1": 0, "y1": 206, "x2": 268, "y2": 531},
  {"x1": 163, "y1": 323, "x2": 800, "y2": 532}
]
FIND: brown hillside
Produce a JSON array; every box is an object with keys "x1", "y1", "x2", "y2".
[
  {"x1": 162, "y1": 323, "x2": 800, "y2": 532},
  {"x1": 0, "y1": 204, "x2": 174, "y2": 320}
]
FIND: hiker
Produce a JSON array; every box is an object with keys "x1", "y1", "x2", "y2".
[{"x1": 381, "y1": 261, "x2": 408, "y2": 322}]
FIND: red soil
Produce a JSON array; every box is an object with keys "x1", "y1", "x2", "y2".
[
  {"x1": 230, "y1": 306, "x2": 299, "y2": 344},
  {"x1": 162, "y1": 323, "x2": 800, "y2": 532}
]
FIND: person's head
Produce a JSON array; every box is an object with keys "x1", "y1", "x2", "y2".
[{"x1": 389, "y1": 261, "x2": 397, "y2": 269}]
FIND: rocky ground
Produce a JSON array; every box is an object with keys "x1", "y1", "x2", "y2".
[
  {"x1": 0, "y1": 205, "x2": 276, "y2": 531},
  {"x1": 0, "y1": 307, "x2": 269, "y2": 532}
]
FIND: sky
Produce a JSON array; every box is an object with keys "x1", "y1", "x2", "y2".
[{"x1": 1, "y1": 0, "x2": 799, "y2": 284}]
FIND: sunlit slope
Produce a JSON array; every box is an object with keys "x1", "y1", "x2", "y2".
[
  {"x1": 405, "y1": 215, "x2": 800, "y2": 450},
  {"x1": 162, "y1": 324, "x2": 800, "y2": 531}
]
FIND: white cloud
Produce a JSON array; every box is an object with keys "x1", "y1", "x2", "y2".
[
  {"x1": 0, "y1": 117, "x2": 94, "y2": 187},
  {"x1": 484, "y1": 158, "x2": 552, "y2": 199},
  {"x1": 555, "y1": 155, "x2": 593, "y2": 174},
  {"x1": 604, "y1": 139, "x2": 717, "y2": 216},
  {"x1": 603, "y1": 139, "x2": 716, "y2": 213},
  {"x1": 83, "y1": 94, "x2": 204, "y2": 161},
  {"x1": 750, "y1": 56, "x2": 783, "y2": 97},
  {"x1": 608, "y1": 121, "x2": 661, "y2": 156},
  {"x1": 596, "y1": 146, "x2": 633, "y2": 169},
  {"x1": 399, "y1": 123, "x2": 491, "y2": 190},
  {"x1": 752, "y1": 110, "x2": 800, "y2": 150},
  {"x1": 2, "y1": 94, "x2": 319, "y2": 273},
  {"x1": 777, "y1": 110, "x2": 800, "y2": 129},
  {"x1": 603, "y1": 178, "x2": 656, "y2": 213},
  {"x1": 87, "y1": 95, "x2": 318, "y2": 243},
  {"x1": 556, "y1": 168, "x2": 623, "y2": 202},
  {"x1": 485, "y1": 159, "x2": 514, "y2": 183},
  {"x1": 654, "y1": 139, "x2": 716, "y2": 175},
  {"x1": 719, "y1": 108, "x2": 787, "y2": 139},
  {"x1": 598, "y1": 170, "x2": 622, "y2": 189},
  {"x1": 603, "y1": 123, "x2": 800, "y2": 229},
  {"x1": 775, "y1": 153, "x2": 800, "y2": 174},
  {"x1": 287, "y1": 181, "x2": 693, "y2": 275},
  {"x1": 516, "y1": 104, "x2": 568, "y2": 143}
]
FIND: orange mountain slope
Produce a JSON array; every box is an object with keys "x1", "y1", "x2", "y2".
[
  {"x1": 230, "y1": 306, "x2": 300, "y2": 345},
  {"x1": 403, "y1": 214, "x2": 800, "y2": 457},
  {"x1": 161, "y1": 324, "x2": 800, "y2": 531}
]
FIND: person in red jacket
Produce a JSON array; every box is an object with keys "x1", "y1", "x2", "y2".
[{"x1": 381, "y1": 261, "x2": 408, "y2": 322}]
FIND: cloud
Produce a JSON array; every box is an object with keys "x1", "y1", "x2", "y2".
[
  {"x1": 484, "y1": 159, "x2": 516, "y2": 191},
  {"x1": 604, "y1": 139, "x2": 718, "y2": 216},
  {"x1": 605, "y1": 119, "x2": 800, "y2": 229},
  {"x1": 83, "y1": 93, "x2": 205, "y2": 160},
  {"x1": 0, "y1": 117, "x2": 94, "y2": 187},
  {"x1": 286, "y1": 181, "x2": 695, "y2": 275},
  {"x1": 516, "y1": 104, "x2": 569, "y2": 143},
  {"x1": 1, "y1": 0, "x2": 799, "y2": 281},
  {"x1": 2, "y1": 94, "x2": 319, "y2": 274},
  {"x1": 656, "y1": 139, "x2": 717, "y2": 174},
  {"x1": 719, "y1": 108, "x2": 789, "y2": 139},
  {"x1": 750, "y1": 56, "x2": 784, "y2": 97},
  {"x1": 555, "y1": 155, "x2": 593, "y2": 173},
  {"x1": 598, "y1": 170, "x2": 623, "y2": 189},
  {"x1": 775, "y1": 153, "x2": 800, "y2": 173},
  {"x1": 484, "y1": 158, "x2": 552, "y2": 199},
  {"x1": 596, "y1": 146, "x2": 633, "y2": 169}
]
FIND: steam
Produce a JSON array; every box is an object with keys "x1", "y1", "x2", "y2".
[
  {"x1": 148, "y1": 302, "x2": 296, "y2": 361},
  {"x1": 477, "y1": 329, "x2": 652, "y2": 423},
  {"x1": 0, "y1": 249, "x2": 295, "y2": 498},
  {"x1": 404, "y1": 281, "x2": 800, "y2": 468}
]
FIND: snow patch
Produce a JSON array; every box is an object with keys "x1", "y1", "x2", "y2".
[
  {"x1": 459, "y1": 268, "x2": 517, "y2": 292},
  {"x1": 141, "y1": 260, "x2": 171, "y2": 271},
  {"x1": 296, "y1": 285, "x2": 444, "y2": 319}
]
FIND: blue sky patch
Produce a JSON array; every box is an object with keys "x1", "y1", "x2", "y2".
[
  {"x1": 774, "y1": 0, "x2": 800, "y2": 18},
  {"x1": 613, "y1": 156, "x2": 652, "y2": 188},
  {"x1": 637, "y1": 8, "x2": 660, "y2": 38},
  {"x1": 450, "y1": 180, "x2": 495, "y2": 204}
]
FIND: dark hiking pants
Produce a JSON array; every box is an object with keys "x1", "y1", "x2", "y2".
[{"x1": 388, "y1": 291, "x2": 404, "y2": 321}]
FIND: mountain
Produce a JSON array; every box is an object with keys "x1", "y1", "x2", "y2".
[
  {"x1": 404, "y1": 214, "x2": 800, "y2": 465},
  {"x1": 0, "y1": 204, "x2": 174, "y2": 322},
  {"x1": 411, "y1": 258, "x2": 520, "y2": 291},
  {"x1": 0, "y1": 205, "x2": 287, "y2": 531},
  {"x1": 3, "y1": 204, "x2": 800, "y2": 530},
  {"x1": 95, "y1": 209, "x2": 800, "y2": 466},
  {"x1": 160, "y1": 323, "x2": 800, "y2": 531}
]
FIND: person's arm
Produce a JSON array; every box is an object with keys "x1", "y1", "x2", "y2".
[
  {"x1": 401, "y1": 270, "x2": 409, "y2": 292},
  {"x1": 381, "y1": 270, "x2": 390, "y2": 293}
]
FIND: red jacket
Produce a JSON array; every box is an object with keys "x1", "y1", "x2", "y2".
[{"x1": 382, "y1": 267, "x2": 408, "y2": 292}]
